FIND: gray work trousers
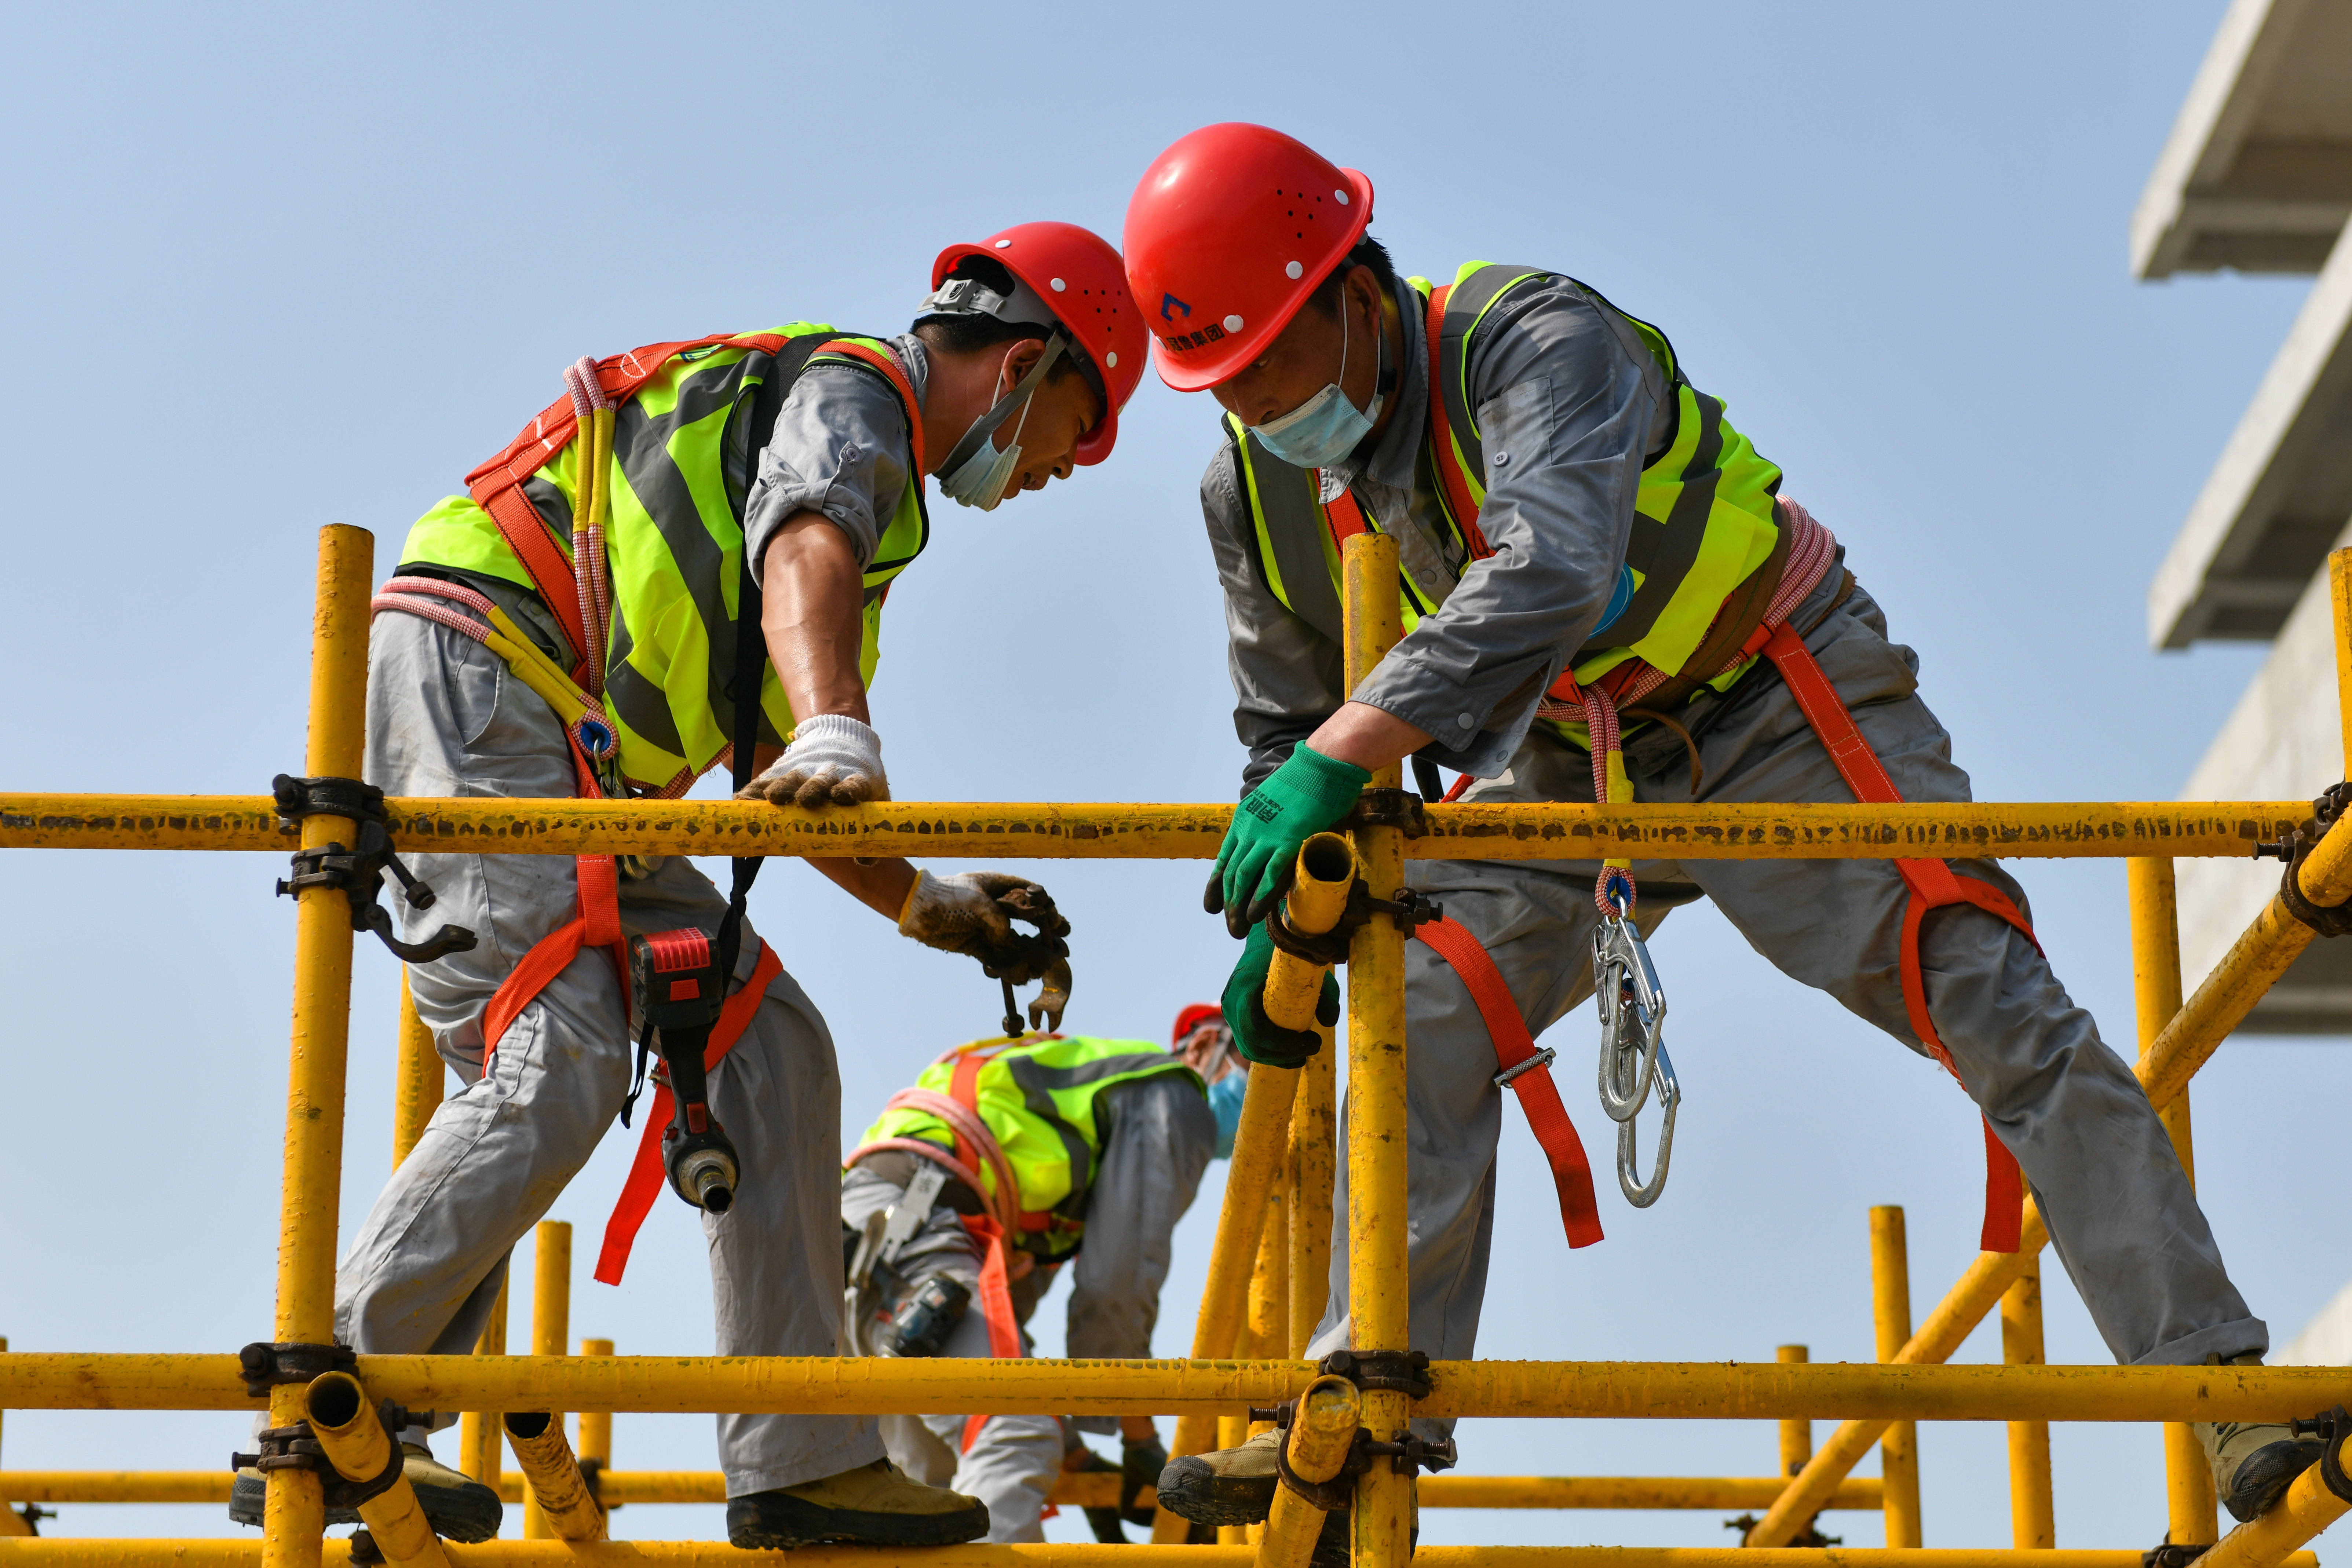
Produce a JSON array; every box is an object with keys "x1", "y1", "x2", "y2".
[
  {"x1": 841, "y1": 1168, "x2": 1062, "y2": 1542},
  {"x1": 1307, "y1": 570, "x2": 2265, "y2": 1436},
  {"x1": 335, "y1": 605, "x2": 884, "y2": 1495}
]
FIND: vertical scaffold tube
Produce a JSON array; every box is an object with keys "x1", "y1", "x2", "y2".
[
  {"x1": 266, "y1": 525, "x2": 376, "y2": 1568},
  {"x1": 391, "y1": 973, "x2": 442, "y2": 1170},
  {"x1": 517, "y1": 1224, "x2": 571, "y2": 1539},
  {"x1": 1252, "y1": 1375, "x2": 1362, "y2": 1568},
  {"x1": 575, "y1": 1338, "x2": 613, "y2": 1507},
  {"x1": 1776, "y1": 1346, "x2": 1811, "y2": 1481},
  {"x1": 1289, "y1": 1035, "x2": 1336, "y2": 1358},
  {"x1": 458, "y1": 1276, "x2": 508, "y2": 1492},
  {"x1": 302, "y1": 1373, "x2": 449, "y2": 1568},
  {"x1": 2130, "y1": 855, "x2": 2216, "y2": 1549},
  {"x1": 1341, "y1": 533, "x2": 1412, "y2": 1568},
  {"x1": 2332, "y1": 549, "x2": 2352, "y2": 776},
  {"x1": 1151, "y1": 1063, "x2": 1301, "y2": 1543},
  {"x1": 1869, "y1": 1206, "x2": 1922, "y2": 1548},
  {"x1": 2001, "y1": 1268, "x2": 2055, "y2": 1547}
]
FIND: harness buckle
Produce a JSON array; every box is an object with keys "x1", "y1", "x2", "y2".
[{"x1": 1493, "y1": 1046, "x2": 1557, "y2": 1089}]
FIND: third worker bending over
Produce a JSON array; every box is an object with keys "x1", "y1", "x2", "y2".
[{"x1": 841, "y1": 1007, "x2": 1245, "y2": 1542}]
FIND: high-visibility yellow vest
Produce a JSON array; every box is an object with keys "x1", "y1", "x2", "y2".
[
  {"x1": 1228, "y1": 263, "x2": 1786, "y2": 748},
  {"x1": 861, "y1": 1036, "x2": 1202, "y2": 1260},
  {"x1": 402, "y1": 325, "x2": 929, "y2": 788}
]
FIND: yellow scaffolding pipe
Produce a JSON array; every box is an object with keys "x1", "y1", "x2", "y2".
[
  {"x1": 0, "y1": 1470, "x2": 1891, "y2": 1512},
  {"x1": 0, "y1": 1544, "x2": 2322, "y2": 1568},
  {"x1": 1872, "y1": 1206, "x2": 1924, "y2": 1547},
  {"x1": 1340, "y1": 532, "x2": 1413, "y2": 1568},
  {"x1": 456, "y1": 1276, "x2": 508, "y2": 1491},
  {"x1": 0, "y1": 794, "x2": 2305, "y2": 862},
  {"x1": 4, "y1": 1352, "x2": 2350, "y2": 1421},
  {"x1": 391, "y1": 973, "x2": 442, "y2": 1169},
  {"x1": 1288, "y1": 1031, "x2": 1335, "y2": 1359},
  {"x1": 514, "y1": 1222, "x2": 573, "y2": 1540},
  {"x1": 263, "y1": 523, "x2": 374, "y2": 1568},
  {"x1": 2000, "y1": 1269, "x2": 2055, "y2": 1549},
  {"x1": 1151, "y1": 1060, "x2": 1299, "y2": 1543},
  {"x1": 0, "y1": 1338, "x2": 26, "y2": 1541},
  {"x1": 1777, "y1": 1345, "x2": 1812, "y2": 1481},
  {"x1": 302, "y1": 1373, "x2": 449, "y2": 1568},
  {"x1": 574, "y1": 1338, "x2": 612, "y2": 1505},
  {"x1": 2130, "y1": 856, "x2": 2218, "y2": 1549}
]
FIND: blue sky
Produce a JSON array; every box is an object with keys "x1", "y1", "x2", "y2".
[{"x1": 2, "y1": 0, "x2": 2345, "y2": 1553}]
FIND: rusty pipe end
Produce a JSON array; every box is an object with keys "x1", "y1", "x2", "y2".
[
  {"x1": 1283, "y1": 1374, "x2": 1362, "y2": 1486},
  {"x1": 304, "y1": 1371, "x2": 394, "y2": 1484}
]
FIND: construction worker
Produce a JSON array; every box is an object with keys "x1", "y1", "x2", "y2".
[
  {"x1": 1122, "y1": 124, "x2": 2317, "y2": 1535},
  {"x1": 839, "y1": 1010, "x2": 1228, "y2": 1543},
  {"x1": 228, "y1": 225, "x2": 1146, "y2": 1550}
]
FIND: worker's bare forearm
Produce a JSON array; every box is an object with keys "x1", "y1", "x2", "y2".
[
  {"x1": 805, "y1": 855, "x2": 918, "y2": 922},
  {"x1": 1303, "y1": 700, "x2": 1432, "y2": 774},
  {"x1": 761, "y1": 512, "x2": 870, "y2": 727}
]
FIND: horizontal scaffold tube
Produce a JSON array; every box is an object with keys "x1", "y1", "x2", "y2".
[
  {"x1": 0, "y1": 795, "x2": 2305, "y2": 862},
  {"x1": 0, "y1": 1470, "x2": 1886, "y2": 1511},
  {"x1": 0, "y1": 1544, "x2": 2320, "y2": 1568},
  {"x1": 3, "y1": 1354, "x2": 2348, "y2": 1422}
]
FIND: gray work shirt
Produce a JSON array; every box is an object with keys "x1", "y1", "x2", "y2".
[
  {"x1": 742, "y1": 332, "x2": 929, "y2": 578},
  {"x1": 1199, "y1": 276, "x2": 1676, "y2": 788}
]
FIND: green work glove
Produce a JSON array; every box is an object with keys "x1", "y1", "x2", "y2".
[
  {"x1": 1208, "y1": 745, "x2": 1370, "y2": 936},
  {"x1": 1222, "y1": 920, "x2": 1338, "y2": 1068}
]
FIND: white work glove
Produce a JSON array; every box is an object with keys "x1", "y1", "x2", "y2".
[{"x1": 736, "y1": 714, "x2": 888, "y2": 807}]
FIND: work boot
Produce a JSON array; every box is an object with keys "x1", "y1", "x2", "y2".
[
  {"x1": 229, "y1": 1443, "x2": 503, "y2": 1543},
  {"x1": 2196, "y1": 1420, "x2": 2322, "y2": 1523},
  {"x1": 726, "y1": 1457, "x2": 988, "y2": 1548},
  {"x1": 1155, "y1": 1428, "x2": 1281, "y2": 1525}
]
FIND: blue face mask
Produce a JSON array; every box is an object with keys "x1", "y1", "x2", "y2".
[
  {"x1": 1246, "y1": 296, "x2": 1383, "y2": 470},
  {"x1": 936, "y1": 335, "x2": 1063, "y2": 511},
  {"x1": 1207, "y1": 1071, "x2": 1248, "y2": 1160}
]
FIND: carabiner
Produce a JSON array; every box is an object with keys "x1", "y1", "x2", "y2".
[
  {"x1": 1592, "y1": 915, "x2": 1666, "y2": 1123},
  {"x1": 1616, "y1": 1040, "x2": 1680, "y2": 1207}
]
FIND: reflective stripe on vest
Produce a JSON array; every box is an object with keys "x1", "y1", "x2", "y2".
[
  {"x1": 859, "y1": 1036, "x2": 1204, "y2": 1259},
  {"x1": 402, "y1": 325, "x2": 930, "y2": 789},
  {"x1": 1228, "y1": 264, "x2": 1783, "y2": 731}
]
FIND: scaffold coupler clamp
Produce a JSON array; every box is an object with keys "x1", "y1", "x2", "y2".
[
  {"x1": 237, "y1": 1340, "x2": 357, "y2": 1399},
  {"x1": 1266, "y1": 882, "x2": 1445, "y2": 971},
  {"x1": 1592, "y1": 881, "x2": 1678, "y2": 1208},
  {"x1": 2290, "y1": 1404, "x2": 2352, "y2": 1503},
  {"x1": 1319, "y1": 1348, "x2": 1435, "y2": 1400},
  {"x1": 271, "y1": 774, "x2": 478, "y2": 964},
  {"x1": 630, "y1": 929, "x2": 740, "y2": 1214},
  {"x1": 2141, "y1": 1537, "x2": 2210, "y2": 1568},
  {"x1": 2256, "y1": 783, "x2": 2352, "y2": 937},
  {"x1": 1341, "y1": 786, "x2": 1430, "y2": 838}
]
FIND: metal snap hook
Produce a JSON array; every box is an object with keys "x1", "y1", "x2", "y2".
[{"x1": 1617, "y1": 1041, "x2": 1680, "y2": 1207}]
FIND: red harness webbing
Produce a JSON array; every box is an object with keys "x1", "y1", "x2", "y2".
[
  {"x1": 1416, "y1": 917, "x2": 1605, "y2": 1248},
  {"x1": 1760, "y1": 622, "x2": 2032, "y2": 1253},
  {"x1": 592, "y1": 940, "x2": 785, "y2": 1285},
  {"x1": 947, "y1": 1053, "x2": 1032, "y2": 1441}
]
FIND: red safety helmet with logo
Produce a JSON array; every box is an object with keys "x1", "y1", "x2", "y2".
[
  {"x1": 928, "y1": 222, "x2": 1146, "y2": 465},
  {"x1": 1123, "y1": 124, "x2": 1375, "y2": 393}
]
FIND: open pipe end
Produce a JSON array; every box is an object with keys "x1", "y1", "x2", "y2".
[
  {"x1": 1298, "y1": 833, "x2": 1357, "y2": 888},
  {"x1": 504, "y1": 1412, "x2": 553, "y2": 1440},
  {"x1": 304, "y1": 1371, "x2": 367, "y2": 1434}
]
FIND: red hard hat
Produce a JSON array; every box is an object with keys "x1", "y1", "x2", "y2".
[
  {"x1": 1123, "y1": 124, "x2": 1375, "y2": 393},
  {"x1": 930, "y1": 222, "x2": 1145, "y2": 465},
  {"x1": 1172, "y1": 1003, "x2": 1224, "y2": 1045}
]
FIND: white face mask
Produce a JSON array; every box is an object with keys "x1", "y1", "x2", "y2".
[
  {"x1": 937, "y1": 337, "x2": 1063, "y2": 511},
  {"x1": 1247, "y1": 293, "x2": 1384, "y2": 469}
]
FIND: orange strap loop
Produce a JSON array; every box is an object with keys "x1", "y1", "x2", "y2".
[
  {"x1": 1760, "y1": 622, "x2": 2034, "y2": 1252},
  {"x1": 592, "y1": 941, "x2": 785, "y2": 1286},
  {"x1": 1416, "y1": 916, "x2": 1604, "y2": 1249},
  {"x1": 955, "y1": 1211, "x2": 1027, "y2": 1454}
]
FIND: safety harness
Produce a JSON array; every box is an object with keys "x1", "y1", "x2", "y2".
[
  {"x1": 374, "y1": 330, "x2": 930, "y2": 1285},
  {"x1": 845, "y1": 1040, "x2": 1046, "y2": 1452},
  {"x1": 1306, "y1": 283, "x2": 2033, "y2": 1254}
]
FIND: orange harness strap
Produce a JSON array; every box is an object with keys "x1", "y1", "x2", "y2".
[
  {"x1": 1416, "y1": 916, "x2": 1604, "y2": 1249},
  {"x1": 947, "y1": 1053, "x2": 1031, "y2": 1407},
  {"x1": 592, "y1": 940, "x2": 785, "y2": 1285},
  {"x1": 1759, "y1": 622, "x2": 2033, "y2": 1252}
]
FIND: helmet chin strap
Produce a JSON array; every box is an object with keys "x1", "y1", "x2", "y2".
[{"x1": 939, "y1": 332, "x2": 1069, "y2": 475}]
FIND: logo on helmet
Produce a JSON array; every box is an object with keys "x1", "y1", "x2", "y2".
[{"x1": 1159, "y1": 293, "x2": 1192, "y2": 324}]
